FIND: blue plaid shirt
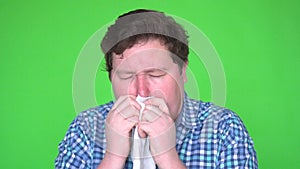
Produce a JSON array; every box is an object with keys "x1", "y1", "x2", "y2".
[{"x1": 55, "y1": 95, "x2": 258, "y2": 168}]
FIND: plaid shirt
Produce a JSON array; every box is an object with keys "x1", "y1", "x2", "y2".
[{"x1": 55, "y1": 94, "x2": 258, "y2": 168}]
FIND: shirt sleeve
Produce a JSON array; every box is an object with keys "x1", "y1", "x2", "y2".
[
  {"x1": 55, "y1": 117, "x2": 93, "y2": 169},
  {"x1": 217, "y1": 110, "x2": 258, "y2": 169}
]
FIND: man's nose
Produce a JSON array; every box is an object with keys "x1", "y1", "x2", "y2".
[{"x1": 134, "y1": 74, "x2": 150, "y2": 97}]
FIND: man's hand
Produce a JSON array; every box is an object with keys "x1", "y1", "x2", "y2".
[
  {"x1": 138, "y1": 97, "x2": 186, "y2": 169},
  {"x1": 98, "y1": 95, "x2": 140, "y2": 169}
]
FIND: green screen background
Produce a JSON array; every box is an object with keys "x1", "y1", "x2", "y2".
[{"x1": 1, "y1": 1, "x2": 299, "y2": 168}]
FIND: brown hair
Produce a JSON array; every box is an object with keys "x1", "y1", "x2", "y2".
[{"x1": 101, "y1": 9, "x2": 189, "y2": 79}]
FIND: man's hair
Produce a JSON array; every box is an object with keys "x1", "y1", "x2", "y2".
[{"x1": 101, "y1": 9, "x2": 189, "y2": 79}]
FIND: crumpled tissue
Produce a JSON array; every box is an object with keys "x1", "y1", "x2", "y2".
[{"x1": 131, "y1": 95, "x2": 156, "y2": 169}]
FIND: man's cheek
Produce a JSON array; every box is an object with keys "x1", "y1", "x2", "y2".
[{"x1": 149, "y1": 88, "x2": 168, "y2": 102}]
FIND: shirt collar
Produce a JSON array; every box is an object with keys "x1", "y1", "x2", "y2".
[{"x1": 175, "y1": 93, "x2": 200, "y2": 129}]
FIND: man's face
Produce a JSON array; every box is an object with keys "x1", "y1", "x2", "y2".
[{"x1": 110, "y1": 39, "x2": 187, "y2": 120}]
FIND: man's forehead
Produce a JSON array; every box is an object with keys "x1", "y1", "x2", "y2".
[
  {"x1": 113, "y1": 48, "x2": 174, "y2": 66},
  {"x1": 113, "y1": 54, "x2": 175, "y2": 71},
  {"x1": 111, "y1": 39, "x2": 182, "y2": 73},
  {"x1": 116, "y1": 67, "x2": 169, "y2": 74},
  {"x1": 114, "y1": 48, "x2": 170, "y2": 59}
]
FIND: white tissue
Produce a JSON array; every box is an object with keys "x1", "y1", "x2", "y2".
[{"x1": 131, "y1": 95, "x2": 156, "y2": 169}]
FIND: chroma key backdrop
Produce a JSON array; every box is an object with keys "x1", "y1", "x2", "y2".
[{"x1": 0, "y1": 1, "x2": 299, "y2": 169}]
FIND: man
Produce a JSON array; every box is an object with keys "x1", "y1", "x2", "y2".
[{"x1": 55, "y1": 9, "x2": 258, "y2": 169}]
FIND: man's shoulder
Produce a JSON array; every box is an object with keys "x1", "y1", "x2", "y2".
[
  {"x1": 196, "y1": 100, "x2": 252, "y2": 141},
  {"x1": 185, "y1": 96, "x2": 246, "y2": 131},
  {"x1": 77, "y1": 101, "x2": 114, "y2": 121},
  {"x1": 205, "y1": 103, "x2": 244, "y2": 128},
  {"x1": 190, "y1": 98, "x2": 240, "y2": 124},
  {"x1": 71, "y1": 101, "x2": 114, "y2": 139},
  {"x1": 55, "y1": 102, "x2": 114, "y2": 168}
]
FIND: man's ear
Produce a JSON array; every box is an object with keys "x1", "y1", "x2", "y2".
[{"x1": 181, "y1": 62, "x2": 188, "y2": 83}]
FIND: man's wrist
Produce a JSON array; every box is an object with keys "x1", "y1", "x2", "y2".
[
  {"x1": 154, "y1": 148, "x2": 186, "y2": 169},
  {"x1": 97, "y1": 151, "x2": 127, "y2": 169}
]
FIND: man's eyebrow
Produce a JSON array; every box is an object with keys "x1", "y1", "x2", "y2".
[
  {"x1": 144, "y1": 67, "x2": 168, "y2": 72},
  {"x1": 115, "y1": 70, "x2": 135, "y2": 74}
]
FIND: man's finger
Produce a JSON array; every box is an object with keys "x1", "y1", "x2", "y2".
[
  {"x1": 145, "y1": 97, "x2": 169, "y2": 115},
  {"x1": 111, "y1": 95, "x2": 140, "y2": 111},
  {"x1": 142, "y1": 105, "x2": 163, "y2": 122},
  {"x1": 119, "y1": 105, "x2": 140, "y2": 122}
]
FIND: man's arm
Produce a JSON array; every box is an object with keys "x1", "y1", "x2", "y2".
[
  {"x1": 55, "y1": 119, "x2": 92, "y2": 169},
  {"x1": 216, "y1": 110, "x2": 258, "y2": 168},
  {"x1": 96, "y1": 152, "x2": 126, "y2": 169},
  {"x1": 153, "y1": 148, "x2": 186, "y2": 169}
]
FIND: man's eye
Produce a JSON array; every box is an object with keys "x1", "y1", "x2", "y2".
[
  {"x1": 149, "y1": 73, "x2": 166, "y2": 78},
  {"x1": 119, "y1": 75, "x2": 133, "y2": 80}
]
